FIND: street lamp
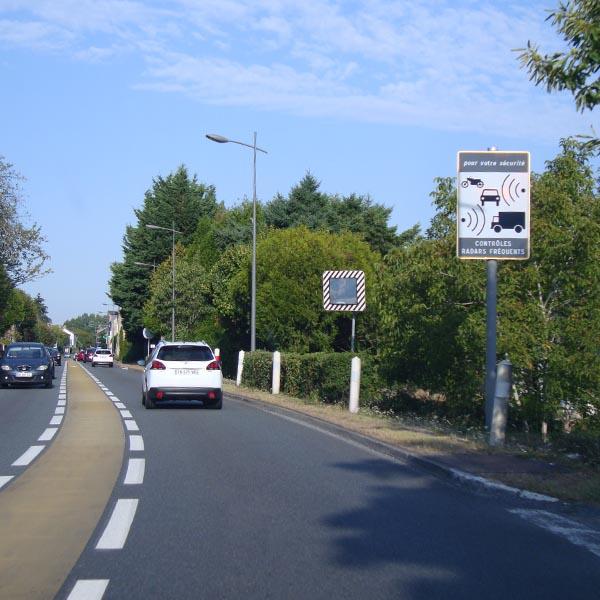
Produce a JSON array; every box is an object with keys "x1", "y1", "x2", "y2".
[
  {"x1": 206, "y1": 132, "x2": 268, "y2": 351},
  {"x1": 145, "y1": 223, "x2": 182, "y2": 342}
]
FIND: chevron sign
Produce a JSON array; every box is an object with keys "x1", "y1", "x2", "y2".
[{"x1": 322, "y1": 270, "x2": 366, "y2": 312}]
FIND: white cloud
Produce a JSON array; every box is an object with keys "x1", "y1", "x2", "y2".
[{"x1": 0, "y1": 0, "x2": 589, "y2": 140}]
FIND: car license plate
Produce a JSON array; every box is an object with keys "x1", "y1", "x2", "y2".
[
  {"x1": 174, "y1": 369, "x2": 199, "y2": 376},
  {"x1": 15, "y1": 372, "x2": 33, "y2": 378}
]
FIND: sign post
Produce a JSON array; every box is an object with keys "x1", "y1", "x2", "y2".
[
  {"x1": 457, "y1": 150, "x2": 530, "y2": 428},
  {"x1": 323, "y1": 270, "x2": 366, "y2": 352}
]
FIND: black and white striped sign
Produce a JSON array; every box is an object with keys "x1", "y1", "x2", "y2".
[{"x1": 323, "y1": 270, "x2": 366, "y2": 312}]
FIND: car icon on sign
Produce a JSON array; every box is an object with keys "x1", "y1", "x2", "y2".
[{"x1": 480, "y1": 188, "x2": 500, "y2": 206}]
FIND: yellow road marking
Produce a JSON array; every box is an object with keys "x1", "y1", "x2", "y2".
[{"x1": 0, "y1": 363, "x2": 125, "y2": 600}]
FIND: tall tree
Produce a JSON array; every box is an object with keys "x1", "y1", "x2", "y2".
[
  {"x1": 263, "y1": 173, "x2": 400, "y2": 254},
  {"x1": 0, "y1": 156, "x2": 49, "y2": 284},
  {"x1": 518, "y1": 0, "x2": 599, "y2": 149},
  {"x1": 109, "y1": 166, "x2": 217, "y2": 358}
]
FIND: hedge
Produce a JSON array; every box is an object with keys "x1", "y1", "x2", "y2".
[{"x1": 241, "y1": 350, "x2": 381, "y2": 406}]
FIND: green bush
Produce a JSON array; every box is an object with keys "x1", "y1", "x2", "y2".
[
  {"x1": 554, "y1": 425, "x2": 600, "y2": 466},
  {"x1": 242, "y1": 350, "x2": 381, "y2": 406}
]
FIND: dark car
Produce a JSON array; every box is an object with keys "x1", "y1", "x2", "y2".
[
  {"x1": 84, "y1": 347, "x2": 96, "y2": 363},
  {"x1": 0, "y1": 342, "x2": 55, "y2": 388},
  {"x1": 46, "y1": 347, "x2": 62, "y2": 366}
]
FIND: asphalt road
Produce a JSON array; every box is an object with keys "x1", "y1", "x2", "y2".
[
  {"x1": 0, "y1": 364, "x2": 64, "y2": 475},
  {"x1": 2, "y1": 361, "x2": 600, "y2": 599}
]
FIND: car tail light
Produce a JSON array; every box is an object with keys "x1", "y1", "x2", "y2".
[
  {"x1": 208, "y1": 391, "x2": 216, "y2": 400},
  {"x1": 150, "y1": 360, "x2": 166, "y2": 370},
  {"x1": 206, "y1": 361, "x2": 220, "y2": 371},
  {"x1": 156, "y1": 391, "x2": 164, "y2": 400}
]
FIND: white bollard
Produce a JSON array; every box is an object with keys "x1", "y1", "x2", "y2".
[
  {"x1": 236, "y1": 350, "x2": 245, "y2": 387},
  {"x1": 349, "y1": 356, "x2": 361, "y2": 414},
  {"x1": 272, "y1": 351, "x2": 281, "y2": 395}
]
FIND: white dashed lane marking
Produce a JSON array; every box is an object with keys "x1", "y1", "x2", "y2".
[
  {"x1": 119, "y1": 410, "x2": 132, "y2": 419},
  {"x1": 96, "y1": 499, "x2": 139, "y2": 550},
  {"x1": 38, "y1": 428, "x2": 58, "y2": 442},
  {"x1": 124, "y1": 420, "x2": 139, "y2": 432},
  {"x1": 123, "y1": 458, "x2": 145, "y2": 485},
  {"x1": 0, "y1": 476, "x2": 13, "y2": 490},
  {"x1": 67, "y1": 579, "x2": 109, "y2": 600},
  {"x1": 50, "y1": 415, "x2": 63, "y2": 426},
  {"x1": 129, "y1": 435, "x2": 144, "y2": 451},
  {"x1": 12, "y1": 445, "x2": 45, "y2": 467},
  {"x1": 55, "y1": 407, "x2": 65, "y2": 415}
]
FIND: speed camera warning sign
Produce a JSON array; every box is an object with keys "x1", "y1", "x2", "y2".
[{"x1": 457, "y1": 151, "x2": 530, "y2": 260}]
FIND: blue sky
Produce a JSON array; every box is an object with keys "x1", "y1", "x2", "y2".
[{"x1": 0, "y1": 0, "x2": 596, "y2": 324}]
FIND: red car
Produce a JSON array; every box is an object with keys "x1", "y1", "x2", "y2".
[{"x1": 75, "y1": 350, "x2": 85, "y2": 361}]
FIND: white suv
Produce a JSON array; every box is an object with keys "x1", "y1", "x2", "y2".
[
  {"x1": 92, "y1": 349, "x2": 114, "y2": 368},
  {"x1": 139, "y1": 341, "x2": 222, "y2": 409}
]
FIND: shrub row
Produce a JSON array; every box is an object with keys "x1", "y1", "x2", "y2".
[{"x1": 242, "y1": 350, "x2": 380, "y2": 406}]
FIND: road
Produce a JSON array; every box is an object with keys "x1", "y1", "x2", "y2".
[{"x1": 0, "y1": 360, "x2": 599, "y2": 599}]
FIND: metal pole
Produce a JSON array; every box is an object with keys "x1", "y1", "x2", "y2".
[
  {"x1": 172, "y1": 221, "x2": 176, "y2": 342},
  {"x1": 251, "y1": 131, "x2": 257, "y2": 352},
  {"x1": 485, "y1": 260, "x2": 498, "y2": 428},
  {"x1": 351, "y1": 314, "x2": 356, "y2": 353}
]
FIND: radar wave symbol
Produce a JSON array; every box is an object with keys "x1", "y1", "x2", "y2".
[
  {"x1": 501, "y1": 176, "x2": 525, "y2": 206},
  {"x1": 462, "y1": 205, "x2": 486, "y2": 236}
]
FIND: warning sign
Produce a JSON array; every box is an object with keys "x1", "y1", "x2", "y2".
[{"x1": 457, "y1": 151, "x2": 530, "y2": 260}]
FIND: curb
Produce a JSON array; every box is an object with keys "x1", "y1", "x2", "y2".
[{"x1": 225, "y1": 387, "x2": 561, "y2": 505}]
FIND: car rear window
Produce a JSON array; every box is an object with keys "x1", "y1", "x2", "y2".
[
  {"x1": 157, "y1": 346, "x2": 213, "y2": 362},
  {"x1": 6, "y1": 346, "x2": 44, "y2": 359},
  {"x1": 96, "y1": 350, "x2": 111, "y2": 355}
]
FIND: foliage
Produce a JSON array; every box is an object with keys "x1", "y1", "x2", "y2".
[
  {"x1": 263, "y1": 173, "x2": 400, "y2": 254},
  {"x1": 0, "y1": 156, "x2": 49, "y2": 284},
  {"x1": 222, "y1": 227, "x2": 381, "y2": 353},
  {"x1": 375, "y1": 142, "x2": 600, "y2": 427},
  {"x1": 64, "y1": 312, "x2": 108, "y2": 348},
  {"x1": 517, "y1": 0, "x2": 599, "y2": 150},
  {"x1": 242, "y1": 350, "x2": 380, "y2": 405},
  {"x1": 109, "y1": 165, "x2": 218, "y2": 354}
]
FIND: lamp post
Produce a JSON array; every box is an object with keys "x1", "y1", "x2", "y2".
[
  {"x1": 206, "y1": 132, "x2": 268, "y2": 351},
  {"x1": 145, "y1": 223, "x2": 182, "y2": 342}
]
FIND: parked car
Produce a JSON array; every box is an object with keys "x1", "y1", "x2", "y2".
[
  {"x1": 139, "y1": 341, "x2": 222, "y2": 409},
  {"x1": 84, "y1": 347, "x2": 96, "y2": 363},
  {"x1": 46, "y1": 347, "x2": 62, "y2": 366},
  {"x1": 92, "y1": 348, "x2": 114, "y2": 368},
  {"x1": 0, "y1": 342, "x2": 55, "y2": 388}
]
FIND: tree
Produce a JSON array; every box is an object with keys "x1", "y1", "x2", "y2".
[
  {"x1": 0, "y1": 156, "x2": 49, "y2": 284},
  {"x1": 109, "y1": 166, "x2": 218, "y2": 358},
  {"x1": 64, "y1": 312, "x2": 107, "y2": 348},
  {"x1": 34, "y1": 293, "x2": 50, "y2": 324},
  {"x1": 518, "y1": 0, "x2": 599, "y2": 149},
  {"x1": 219, "y1": 226, "x2": 381, "y2": 353},
  {"x1": 263, "y1": 173, "x2": 400, "y2": 254}
]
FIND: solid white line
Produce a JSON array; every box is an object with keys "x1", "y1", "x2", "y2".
[
  {"x1": 0, "y1": 475, "x2": 14, "y2": 490},
  {"x1": 66, "y1": 579, "x2": 109, "y2": 600},
  {"x1": 55, "y1": 407, "x2": 65, "y2": 415},
  {"x1": 120, "y1": 410, "x2": 133, "y2": 419},
  {"x1": 96, "y1": 499, "x2": 139, "y2": 549},
  {"x1": 124, "y1": 420, "x2": 139, "y2": 432},
  {"x1": 57, "y1": 399, "x2": 66, "y2": 406},
  {"x1": 114, "y1": 402, "x2": 126, "y2": 409},
  {"x1": 38, "y1": 428, "x2": 58, "y2": 442},
  {"x1": 12, "y1": 445, "x2": 45, "y2": 466},
  {"x1": 50, "y1": 415, "x2": 63, "y2": 426},
  {"x1": 129, "y1": 435, "x2": 144, "y2": 451},
  {"x1": 510, "y1": 509, "x2": 600, "y2": 558},
  {"x1": 124, "y1": 458, "x2": 145, "y2": 485}
]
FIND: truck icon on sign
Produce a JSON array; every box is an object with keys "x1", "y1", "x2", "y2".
[{"x1": 491, "y1": 212, "x2": 525, "y2": 233}]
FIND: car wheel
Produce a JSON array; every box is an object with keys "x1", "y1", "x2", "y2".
[
  {"x1": 45, "y1": 379, "x2": 52, "y2": 389},
  {"x1": 109, "y1": 363, "x2": 114, "y2": 368},
  {"x1": 92, "y1": 362, "x2": 96, "y2": 367},
  {"x1": 142, "y1": 391, "x2": 146, "y2": 406},
  {"x1": 209, "y1": 395, "x2": 223, "y2": 410},
  {"x1": 145, "y1": 393, "x2": 156, "y2": 409}
]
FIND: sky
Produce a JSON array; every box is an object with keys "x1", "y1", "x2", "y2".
[{"x1": 0, "y1": 0, "x2": 596, "y2": 324}]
